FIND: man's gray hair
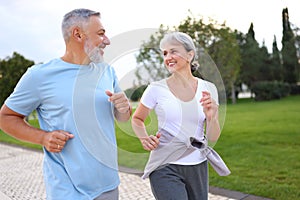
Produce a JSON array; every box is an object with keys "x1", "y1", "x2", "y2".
[{"x1": 61, "y1": 8, "x2": 100, "y2": 42}]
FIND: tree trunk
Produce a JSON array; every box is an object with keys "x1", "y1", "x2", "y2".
[{"x1": 231, "y1": 82, "x2": 236, "y2": 104}]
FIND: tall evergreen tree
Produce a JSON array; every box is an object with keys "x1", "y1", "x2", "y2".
[
  {"x1": 271, "y1": 35, "x2": 283, "y2": 81},
  {"x1": 239, "y1": 23, "x2": 261, "y2": 91},
  {"x1": 290, "y1": 22, "x2": 300, "y2": 82},
  {"x1": 281, "y1": 8, "x2": 299, "y2": 83},
  {"x1": 257, "y1": 42, "x2": 273, "y2": 81}
]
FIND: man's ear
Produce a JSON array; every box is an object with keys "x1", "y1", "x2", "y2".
[{"x1": 72, "y1": 27, "x2": 83, "y2": 42}]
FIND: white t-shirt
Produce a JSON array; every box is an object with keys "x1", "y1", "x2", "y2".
[{"x1": 141, "y1": 78, "x2": 219, "y2": 165}]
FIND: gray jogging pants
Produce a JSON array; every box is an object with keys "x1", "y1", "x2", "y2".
[{"x1": 149, "y1": 161, "x2": 208, "y2": 200}]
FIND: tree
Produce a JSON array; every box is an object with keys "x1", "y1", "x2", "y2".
[
  {"x1": 239, "y1": 23, "x2": 262, "y2": 92},
  {"x1": 177, "y1": 14, "x2": 237, "y2": 104},
  {"x1": 257, "y1": 42, "x2": 273, "y2": 81},
  {"x1": 0, "y1": 52, "x2": 34, "y2": 105},
  {"x1": 135, "y1": 25, "x2": 170, "y2": 86},
  {"x1": 135, "y1": 12, "x2": 241, "y2": 104},
  {"x1": 208, "y1": 27, "x2": 241, "y2": 104},
  {"x1": 270, "y1": 35, "x2": 283, "y2": 81},
  {"x1": 290, "y1": 18, "x2": 300, "y2": 83},
  {"x1": 281, "y1": 8, "x2": 299, "y2": 83}
]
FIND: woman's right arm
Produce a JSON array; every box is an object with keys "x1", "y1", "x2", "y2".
[{"x1": 131, "y1": 103, "x2": 160, "y2": 151}]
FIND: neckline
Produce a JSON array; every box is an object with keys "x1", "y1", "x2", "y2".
[
  {"x1": 164, "y1": 78, "x2": 199, "y2": 103},
  {"x1": 58, "y1": 58, "x2": 85, "y2": 67}
]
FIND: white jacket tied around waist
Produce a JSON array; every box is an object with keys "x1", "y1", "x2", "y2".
[{"x1": 142, "y1": 129, "x2": 231, "y2": 179}]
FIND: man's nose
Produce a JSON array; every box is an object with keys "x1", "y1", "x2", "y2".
[{"x1": 103, "y1": 35, "x2": 110, "y2": 45}]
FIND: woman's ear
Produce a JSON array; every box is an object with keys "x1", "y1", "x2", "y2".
[{"x1": 188, "y1": 51, "x2": 195, "y2": 62}]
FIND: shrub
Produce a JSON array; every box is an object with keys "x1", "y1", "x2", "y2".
[
  {"x1": 126, "y1": 85, "x2": 148, "y2": 101},
  {"x1": 290, "y1": 83, "x2": 300, "y2": 95},
  {"x1": 252, "y1": 81, "x2": 290, "y2": 101}
]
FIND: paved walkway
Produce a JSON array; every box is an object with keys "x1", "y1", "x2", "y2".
[{"x1": 0, "y1": 142, "x2": 238, "y2": 200}]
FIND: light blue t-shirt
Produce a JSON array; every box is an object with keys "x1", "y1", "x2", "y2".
[{"x1": 5, "y1": 58, "x2": 121, "y2": 200}]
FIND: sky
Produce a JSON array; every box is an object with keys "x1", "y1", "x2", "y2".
[{"x1": 0, "y1": 0, "x2": 299, "y2": 79}]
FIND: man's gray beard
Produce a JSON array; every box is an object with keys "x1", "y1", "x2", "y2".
[
  {"x1": 84, "y1": 42, "x2": 104, "y2": 64},
  {"x1": 88, "y1": 48, "x2": 104, "y2": 63}
]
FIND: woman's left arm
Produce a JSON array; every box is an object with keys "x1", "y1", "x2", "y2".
[{"x1": 200, "y1": 91, "x2": 221, "y2": 143}]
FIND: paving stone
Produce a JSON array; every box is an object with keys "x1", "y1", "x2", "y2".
[{"x1": 0, "y1": 143, "x2": 235, "y2": 200}]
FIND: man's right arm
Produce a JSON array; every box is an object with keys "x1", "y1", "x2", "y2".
[{"x1": 0, "y1": 105, "x2": 74, "y2": 152}]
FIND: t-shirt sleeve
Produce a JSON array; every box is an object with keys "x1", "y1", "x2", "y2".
[
  {"x1": 208, "y1": 82, "x2": 219, "y2": 105},
  {"x1": 201, "y1": 79, "x2": 219, "y2": 105},
  {"x1": 111, "y1": 66, "x2": 122, "y2": 93},
  {"x1": 140, "y1": 83, "x2": 157, "y2": 109},
  {"x1": 5, "y1": 66, "x2": 41, "y2": 116}
]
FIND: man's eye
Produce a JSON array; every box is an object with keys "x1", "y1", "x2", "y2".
[{"x1": 98, "y1": 32, "x2": 105, "y2": 36}]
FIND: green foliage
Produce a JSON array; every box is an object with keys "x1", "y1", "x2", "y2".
[
  {"x1": 135, "y1": 25, "x2": 170, "y2": 86},
  {"x1": 290, "y1": 83, "x2": 300, "y2": 95},
  {"x1": 252, "y1": 81, "x2": 290, "y2": 101},
  {"x1": 125, "y1": 85, "x2": 148, "y2": 101},
  {"x1": 281, "y1": 8, "x2": 299, "y2": 83},
  {"x1": 133, "y1": 9, "x2": 300, "y2": 103},
  {"x1": 239, "y1": 24, "x2": 262, "y2": 89},
  {"x1": 177, "y1": 14, "x2": 233, "y2": 105},
  {"x1": 135, "y1": 13, "x2": 240, "y2": 104},
  {"x1": 271, "y1": 36, "x2": 284, "y2": 81},
  {"x1": 207, "y1": 26, "x2": 241, "y2": 103},
  {"x1": 0, "y1": 52, "x2": 34, "y2": 105}
]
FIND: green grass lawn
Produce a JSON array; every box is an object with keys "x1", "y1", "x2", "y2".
[
  {"x1": 0, "y1": 95, "x2": 299, "y2": 199},
  {"x1": 209, "y1": 95, "x2": 300, "y2": 200}
]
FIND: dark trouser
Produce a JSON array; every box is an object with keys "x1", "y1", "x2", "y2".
[
  {"x1": 149, "y1": 161, "x2": 208, "y2": 200},
  {"x1": 94, "y1": 187, "x2": 119, "y2": 200}
]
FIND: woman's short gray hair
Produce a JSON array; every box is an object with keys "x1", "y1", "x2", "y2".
[
  {"x1": 61, "y1": 8, "x2": 100, "y2": 42},
  {"x1": 160, "y1": 32, "x2": 199, "y2": 72}
]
